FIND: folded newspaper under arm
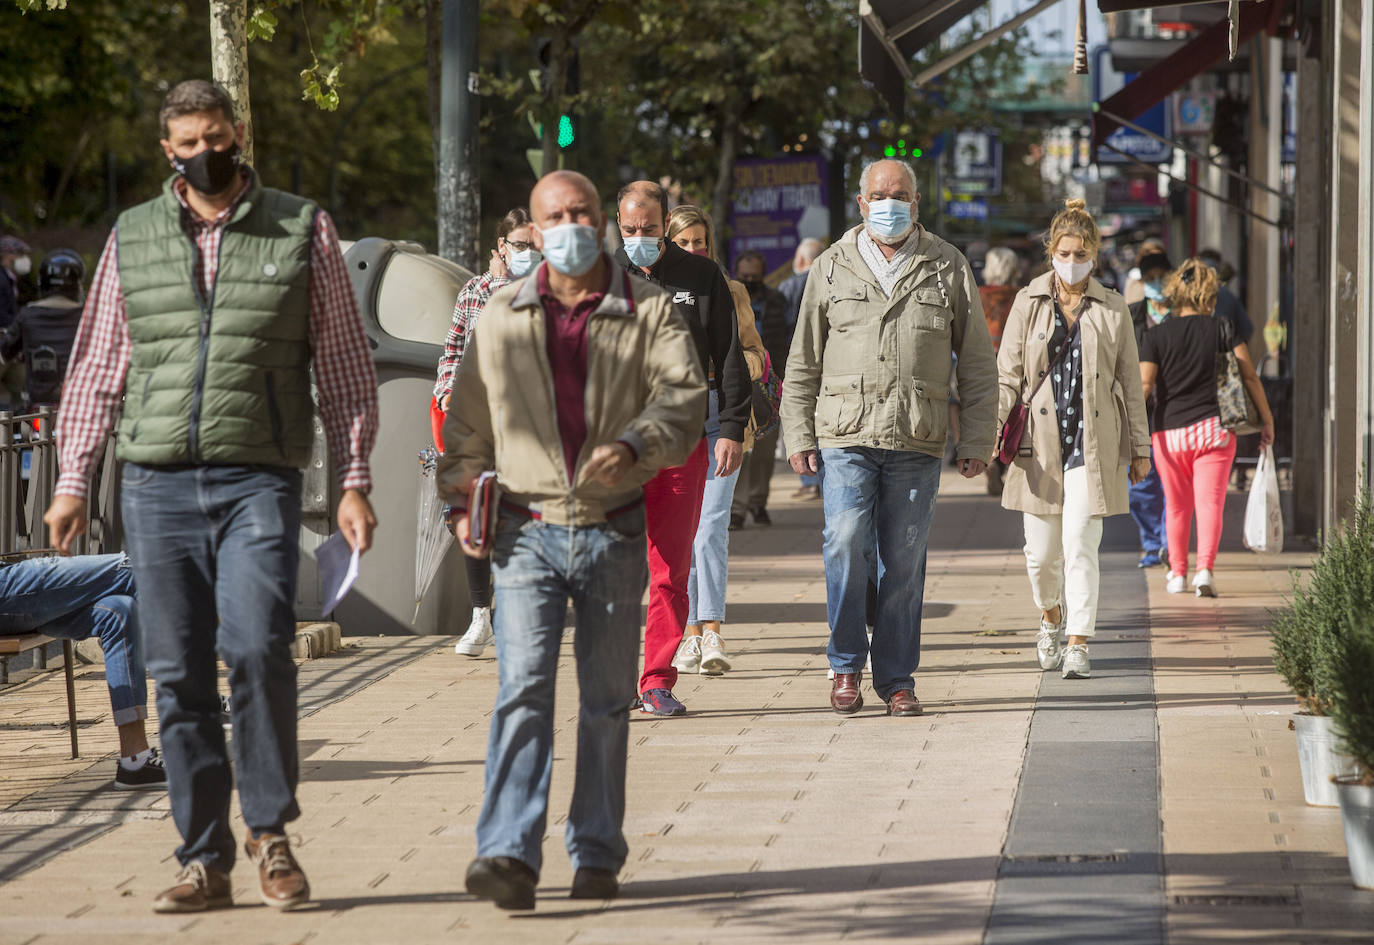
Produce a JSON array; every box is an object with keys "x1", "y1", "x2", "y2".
[{"x1": 466, "y1": 471, "x2": 502, "y2": 552}]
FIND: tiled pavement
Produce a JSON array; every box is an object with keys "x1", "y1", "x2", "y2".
[{"x1": 0, "y1": 464, "x2": 1370, "y2": 944}]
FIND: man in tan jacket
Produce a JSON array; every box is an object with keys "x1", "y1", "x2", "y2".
[
  {"x1": 438, "y1": 171, "x2": 705, "y2": 911},
  {"x1": 780, "y1": 158, "x2": 998, "y2": 718}
]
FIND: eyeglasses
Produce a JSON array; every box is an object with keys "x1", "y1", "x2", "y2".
[{"x1": 504, "y1": 240, "x2": 535, "y2": 252}]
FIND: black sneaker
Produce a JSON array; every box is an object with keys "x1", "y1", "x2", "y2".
[
  {"x1": 728, "y1": 512, "x2": 745, "y2": 531},
  {"x1": 114, "y1": 747, "x2": 168, "y2": 790},
  {"x1": 570, "y1": 867, "x2": 619, "y2": 899},
  {"x1": 751, "y1": 507, "x2": 772, "y2": 526}
]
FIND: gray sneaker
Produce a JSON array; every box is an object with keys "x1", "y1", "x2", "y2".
[
  {"x1": 1036, "y1": 617, "x2": 1063, "y2": 670},
  {"x1": 699, "y1": 630, "x2": 731, "y2": 675},
  {"x1": 671, "y1": 634, "x2": 702, "y2": 673},
  {"x1": 1062, "y1": 644, "x2": 1090, "y2": 679}
]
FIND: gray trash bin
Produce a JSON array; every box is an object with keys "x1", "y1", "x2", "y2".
[{"x1": 296, "y1": 238, "x2": 475, "y2": 636}]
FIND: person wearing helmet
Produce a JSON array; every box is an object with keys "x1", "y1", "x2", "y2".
[{"x1": 0, "y1": 249, "x2": 86, "y2": 407}]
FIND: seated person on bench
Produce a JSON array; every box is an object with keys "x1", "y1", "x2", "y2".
[{"x1": 0, "y1": 553, "x2": 165, "y2": 789}]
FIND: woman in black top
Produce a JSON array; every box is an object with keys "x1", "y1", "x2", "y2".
[{"x1": 1138, "y1": 259, "x2": 1273, "y2": 598}]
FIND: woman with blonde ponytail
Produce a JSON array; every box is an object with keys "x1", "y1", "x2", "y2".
[
  {"x1": 1138, "y1": 257, "x2": 1274, "y2": 597},
  {"x1": 996, "y1": 199, "x2": 1152, "y2": 679}
]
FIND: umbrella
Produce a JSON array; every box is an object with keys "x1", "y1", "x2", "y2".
[{"x1": 413, "y1": 447, "x2": 453, "y2": 622}]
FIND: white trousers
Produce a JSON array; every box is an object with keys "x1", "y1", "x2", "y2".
[{"x1": 1022, "y1": 465, "x2": 1104, "y2": 638}]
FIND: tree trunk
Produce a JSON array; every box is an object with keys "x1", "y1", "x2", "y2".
[
  {"x1": 540, "y1": 32, "x2": 570, "y2": 179},
  {"x1": 710, "y1": 109, "x2": 740, "y2": 266},
  {"x1": 209, "y1": 0, "x2": 253, "y2": 165}
]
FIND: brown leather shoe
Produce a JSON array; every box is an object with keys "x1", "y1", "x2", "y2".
[
  {"x1": 244, "y1": 832, "x2": 311, "y2": 910},
  {"x1": 152, "y1": 860, "x2": 232, "y2": 913},
  {"x1": 830, "y1": 672, "x2": 864, "y2": 714},
  {"x1": 886, "y1": 689, "x2": 923, "y2": 717}
]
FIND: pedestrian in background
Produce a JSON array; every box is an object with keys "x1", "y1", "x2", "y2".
[
  {"x1": 433, "y1": 206, "x2": 539, "y2": 659},
  {"x1": 1125, "y1": 250, "x2": 1174, "y2": 568},
  {"x1": 663, "y1": 205, "x2": 768, "y2": 678},
  {"x1": 614, "y1": 180, "x2": 750, "y2": 717},
  {"x1": 730, "y1": 250, "x2": 789, "y2": 530},
  {"x1": 1123, "y1": 238, "x2": 1165, "y2": 306},
  {"x1": 0, "y1": 249, "x2": 86, "y2": 408},
  {"x1": 45, "y1": 79, "x2": 379, "y2": 914},
  {"x1": 0, "y1": 235, "x2": 32, "y2": 408},
  {"x1": 1139, "y1": 258, "x2": 1274, "y2": 598},
  {"x1": 979, "y1": 246, "x2": 1020, "y2": 495},
  {"x1": 782, "y1": 158, "x2": 997, "y2": 718},
  {"x1": 778, "y1": 238, "x2": 824, "y2": 499},
  {"x1": 996, "y1": 199, "x2": 1151, "y2": 680},
  {"x1": 440, "y1": 170, "x2": 705, "y2": 910}
]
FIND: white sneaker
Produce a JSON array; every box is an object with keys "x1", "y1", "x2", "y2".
[
  {"x1": 1192, "y1": 569, "x2": 1216, "y2": 598},
  {"x1": 1062, "y1": 644, "x2": 1090, "y2": 679},
  {"x1": 699, "y1": 630, "x2": 731, "y2": 675},
  {"x1": 671, "y1": 634, "x2": 703, "y2": 673},
  {"x1": 1036, "y1": 616, "x2": 1063, "y2": 670},
  {"x1": 1165, "y1": 572, "x2": 1187, "y2": 594},
  {"x1": 454, "y1": 607, "x2": 494, "y2": 656}
]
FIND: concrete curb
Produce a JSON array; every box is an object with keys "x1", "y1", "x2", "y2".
[{"x1": 69, "y1": 622, "x2": 344, "y2": 665}]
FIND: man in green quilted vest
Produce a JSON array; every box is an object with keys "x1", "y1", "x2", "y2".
[{"x1": 45, "y1": 80, "x2": 380, "y2": 914}]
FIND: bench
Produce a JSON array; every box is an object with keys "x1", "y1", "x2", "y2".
[{"x1": 0, "y1": 633, "x2": 80, "y2": 760}]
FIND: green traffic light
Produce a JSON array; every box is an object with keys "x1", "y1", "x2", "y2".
[
  {"x1": 912, "y1": 148, "x2": 923, "y2": 158},
  {"x1": 883, "y1": 145, "x2": 896, "y2": 157},
  {"x1": 558, "y1": 114, "x2": 575, "y2": 149}
]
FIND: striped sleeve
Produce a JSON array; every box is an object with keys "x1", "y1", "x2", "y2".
[
  {"x1": 54, "y1": 230, "x2": 130, "y2": 500},
  {"x1": 308, "y1": 211, "x2": 379, "y2": 493}
]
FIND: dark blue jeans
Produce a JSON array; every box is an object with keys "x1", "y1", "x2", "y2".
[
  {"x1": 819, "y1": 447, "x2": 941, "y2": 700},
  {"x1": 0, "y1": 553, "x2": 144, "y2": 725},
  {"x1": 1128, "y1": 446, "x2": 1167, "y2": 554},
  {"x1": 121, "y1": 463, "x2": 302, "y2": 872}
]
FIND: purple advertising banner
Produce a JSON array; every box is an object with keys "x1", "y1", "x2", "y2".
[{"x1": 729, "y1": 154, "x2": 829, "y2": 280}]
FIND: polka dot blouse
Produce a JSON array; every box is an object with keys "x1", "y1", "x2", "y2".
[{"x1": 1048, "y1": 302, "x2": 1085, "y2": 472}]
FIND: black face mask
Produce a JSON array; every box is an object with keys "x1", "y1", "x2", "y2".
[
  {"x1": 172, "y1": 143, "x2": 241, "y2": 196},
  {"x1": 741, "y1": 278, "x2": 764, "y2": 295}
]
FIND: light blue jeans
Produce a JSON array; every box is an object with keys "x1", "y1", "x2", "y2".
[
  {"x1": 819, "y1": 447, "x2": 941, "y2": 700},
  {"x1": 122, "y1": 463, "x2": 303, "y2": 872},
  {"x1": 0, "y1": 552, "x2": 144, "y2": 725},
  {"x1": 687, "y1": 391, "x2": 739, "y2": 625},
  {"x1": 476, "y1": 505, "x2": 648, "y2": 875}
]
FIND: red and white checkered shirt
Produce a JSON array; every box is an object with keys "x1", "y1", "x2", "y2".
[
  {"x1": 55, "y1": 175, "x2": 379, "y2": 499},
  {"x1": 433, "y1": 269, "x2": 510, "y2": 402}
]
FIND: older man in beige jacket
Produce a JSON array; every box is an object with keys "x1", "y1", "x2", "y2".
[
  {"x1": 781, "y1": 158, "x2": 998, "y2": 719},
  {"x1": 439, "y1": 170, "x2": 705, "y2": 911}
]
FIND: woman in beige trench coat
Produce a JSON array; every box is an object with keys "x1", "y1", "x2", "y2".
[{"x1": 995, "y1": 200, "x2": 1152, "y2": 680}]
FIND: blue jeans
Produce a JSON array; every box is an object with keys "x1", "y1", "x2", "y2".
[
  {"x1": 477, "y1": 505, "x2": 649, "y2": 875},
  {"x1": 0, "y1": 553, "x2": 144, "y2": 725},
  {"x1": 121, "y1": 463, "x2": 302, "y2": 872},
  {"x1": 688, "y1": 392, "x2": 739, "y2": 624},
  {"x1": 1129, "y1": 446, "x2": 1167, "y2": 553},
  {"x1": 819, "y1": 447, "x2": 941, "y2": 700}
]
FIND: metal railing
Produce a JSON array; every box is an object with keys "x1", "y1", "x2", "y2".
[{"x1": 0, "y1": 408, "x2": 120, "y2": 557}]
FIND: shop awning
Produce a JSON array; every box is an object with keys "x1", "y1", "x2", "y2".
[
  {"x1": 861, "y1": 0, "x2": 1075, "y2": 115},
  {"x1": 1091, "y1": 0, "x2": 1289, "y2": 148}
]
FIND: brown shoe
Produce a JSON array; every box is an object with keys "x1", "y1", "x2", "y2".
[
  {"x1": 244, "y1": 832, "x2": 310, "y2": 910},
  {"x1": 886, "y1": 689, "x2": 923, "y2": 717},
  {"x1": 152, "y1": 860, "x2": 233, "y2": 913},
  {"x1": 830, "y1": 672, "x2": 864, "y2": 714}
]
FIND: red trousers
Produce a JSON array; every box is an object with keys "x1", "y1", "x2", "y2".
[
  {"x1": 639, "y1": 437, "x2": 709, "y2": 693},
  {"x1": 1153, "y1": 421, "x2": 1236, "y2": 575}
]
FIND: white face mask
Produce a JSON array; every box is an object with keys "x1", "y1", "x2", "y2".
[
  {"x1": 13, "y1": 256, "x2": 31, "y2": 277},
  {"x1": 1052, "y1": 257, "x2": 1093, "y2": 286}
]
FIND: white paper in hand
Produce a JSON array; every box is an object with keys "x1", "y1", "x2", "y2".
[{"x1": 318, "y1": 530, "x2": 362, "y2": 613}]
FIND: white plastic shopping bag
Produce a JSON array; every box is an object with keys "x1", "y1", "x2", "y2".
[{"x1": 1243, "y1": 445, "x2": 1283, "y2": 554}]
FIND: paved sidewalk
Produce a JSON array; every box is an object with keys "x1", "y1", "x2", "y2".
[{"x1": 0, "y1": 463, "x2": 1370, "y2": 944}]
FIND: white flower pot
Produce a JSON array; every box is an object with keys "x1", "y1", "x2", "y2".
[
  {"x1": 1334, "y1": 776, "x2": 1374, "y2": 889},
  {"x1": 1293, "y1": 713, "x2": 1360, "y2": 807}
]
